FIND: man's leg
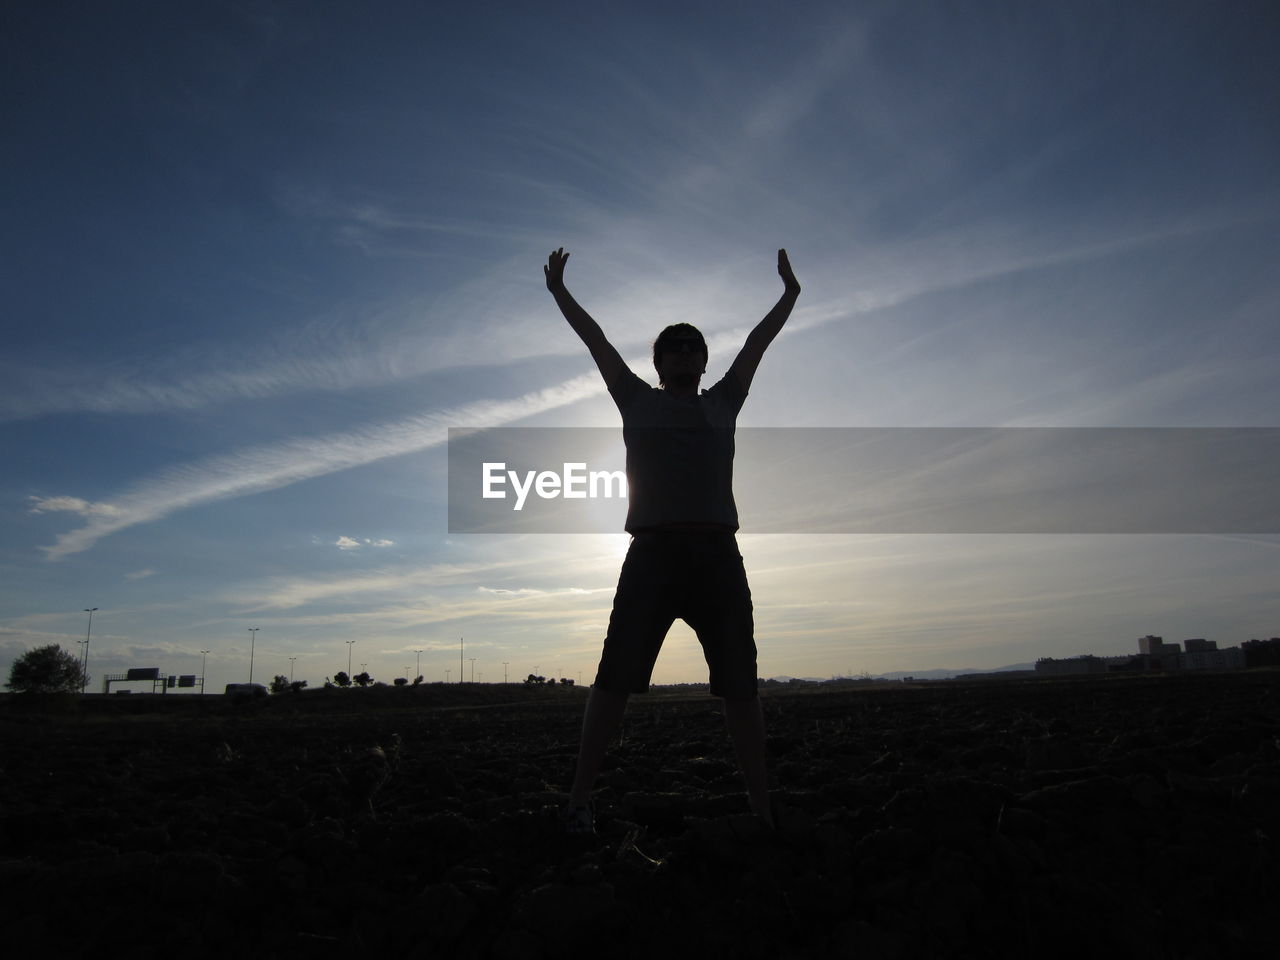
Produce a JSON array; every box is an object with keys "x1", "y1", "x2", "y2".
[
  {"x1": 724, "y1": 695, "x2": 773, "y2": 825},
  {"x1": 691, "y1": 536, "x2": 771, "y2": 824},
  {"x1": 569, "y1": 685, "x2": 630, "y2": 808},
  {"x1": 572, "y1": 535, "x2": 670, "y2": 811}
]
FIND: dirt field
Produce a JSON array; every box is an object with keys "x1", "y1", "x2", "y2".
[{"x1": 1, "y1": 672, "x2": 1277, "y2": 958}]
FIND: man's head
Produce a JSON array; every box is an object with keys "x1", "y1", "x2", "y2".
[{"x1": 653, "y1": 323, "x2": 708, "y2": 390}]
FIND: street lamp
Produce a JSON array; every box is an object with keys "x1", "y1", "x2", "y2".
[
  {"x1": 503, "y1": 661, "x2": 509, "y2": 684},
  {"x1": 289, "y1": 657, "x2": 297, "y2": 683},
  {"x1": 199, "y1": 650, "x2": 210, "y2": 694},
  {"x1": 247, "y1": 628, "x2": 259, "y2": 684},
  {"x1": 415, "y1": 649, "x2": 423, "y2": 681},
  {"x1": 468, "y1": 657, "x2": 476, "y2": 683},
  {"x1": 346, "y1": 640, "x2": 355, "y2": 677},
  {"x1": 82, "y1": 608, "x2": 97, "y2": 694}
]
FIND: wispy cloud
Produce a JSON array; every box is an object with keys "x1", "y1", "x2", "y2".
[
  {"x1": 37, "y1": 373, "x2": 605, "y2": 560},
  {"x1": 334, "y1": 536, "x2": 395, "y2": 551},
  {"x1": 125, "y1": 568, "x2": 157, "y2": 581},
  {"x1": 28, "y1": 496, "x2": 122, "y2": 519},
  {"x1": 228, "y1": 541, "x2": 625, "y2": 612}
]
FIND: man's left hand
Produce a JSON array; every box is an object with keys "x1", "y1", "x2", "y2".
[{"x1": 778, "y1": 249, "x2": 800, "y2": 294}]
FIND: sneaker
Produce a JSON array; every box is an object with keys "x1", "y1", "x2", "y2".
[{"x1": 563, "y1": 803, "x2": 595, "y2": 836}]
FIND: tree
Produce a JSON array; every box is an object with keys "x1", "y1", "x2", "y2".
[
  {"x1": 269, "y1": 674, "x2": 289, "y2": 694},
  {"x1": 393, "y1": 677, "x2": 408, "y2": 687},
  {"x1": 333, "y1": 671, "x2": 351, "y2": 688},
  {"x1": 6, "y1": 644, "x2": 87, "y2": 694},
  {"x1": 353, "y1": 671, "x2": 372, "y2": 688},
  {"x1": 290, "y1": 680, "x2": 308, "y2": 693}
]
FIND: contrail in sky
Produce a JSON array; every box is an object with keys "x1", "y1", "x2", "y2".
[{"x1": 33, "y1": 372, "x2": 605, "y2": 559}]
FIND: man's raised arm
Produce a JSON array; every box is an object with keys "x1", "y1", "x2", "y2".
[
  {"x1": 728, "y1": 248, "x2": 802, "y2": 393},
  {"x1": 544, "y1": 248, "x2": 628, "y2": 390}
]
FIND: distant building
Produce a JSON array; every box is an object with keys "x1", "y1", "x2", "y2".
[
  {"x1": 1139, "y1": 635, "x2": 1182, "y2": 656},
  {"x1": 1179, "y1": 647, "x2": 1244, "y2": 671},
  {"x1": 1133, "y1": 635, "x2": 1183, "y2": 671},
  {"x1": 1242, "y1": 638, "x2": 1280, "y2": 667},
  {"x1": 1103, "y1": 655, "x2": 1147, "y2": 673},
  {"x1": 1131, "y1": 635, "x2": 1247, "y2": 671},
  {"x1": 1036, "y1": 654, "x2": 1147, "y2": 676},
  {"x1": 1036, "y1": 634, "x2": 1256, "y2": 678}
]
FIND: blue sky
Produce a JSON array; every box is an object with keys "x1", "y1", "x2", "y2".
[{"x1": 3, "y1": 0, "x2": 1278, "y2": 691}]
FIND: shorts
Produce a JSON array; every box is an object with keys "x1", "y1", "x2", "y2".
[{"x1": 593, "y1": 530, "x2": 757, "y2": 699}]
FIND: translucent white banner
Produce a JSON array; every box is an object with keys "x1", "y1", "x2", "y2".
[{"x1": 448, "y1": 428, "x2": 1280, "y2": 533}]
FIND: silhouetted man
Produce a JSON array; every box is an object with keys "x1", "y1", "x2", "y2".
[{"x1": 545, "y1": 246, "x2": 801, "y2": 834}]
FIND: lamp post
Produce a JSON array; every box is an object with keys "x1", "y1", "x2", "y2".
[
  {"x1": 415, "y1": 650, "x2": 422, "y2": 681},
  {"x1": 346, "y1": 640, "x2": 355, "y2": 677},
  {"x1": 199, "y1": 650, "x2": 210, "y2": 694},
  {"x1": 468, "y1": 658, "x2": 476, "y2": 683},
  {"x1": 503, "y1": 661, "x2": 509, "y2": 684},
  {"x1": 289, "y1": 657, "x2": 296, "y2": 683},
  {"x1": 445, "y1": 668, "x2": 451, "y2": 683},
  {"x1": 247, "y1": 628, "x2": 259, "y2": 684},
  {"x1": 82, "y1": 608, "x2": 97, "y2": 694}
]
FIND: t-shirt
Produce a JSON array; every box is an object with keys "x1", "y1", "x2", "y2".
[{"x1": 607, "y1": 368, "x2": 748, "y2": 532}]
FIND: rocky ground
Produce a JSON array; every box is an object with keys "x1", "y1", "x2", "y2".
[{"x1": 1, "y1": 672, "x2": 1277, "y2": 959}]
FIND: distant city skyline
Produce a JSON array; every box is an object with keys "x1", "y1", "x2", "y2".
[
  {"x1": 22, "y1": 627, "x2": 1277, "y2": 696},
  {"x1": 3, "y1": 2, "x2": 1278, "y2": 693}
]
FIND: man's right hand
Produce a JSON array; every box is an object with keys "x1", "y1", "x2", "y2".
[
  {"x1": 544, "y1": 247, "x2": 570, "y2": 292},
  {"x1": 542, "y1": 247, "x2": 628, "y2": 389}
]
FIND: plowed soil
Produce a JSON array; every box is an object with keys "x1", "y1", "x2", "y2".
[{"x1": 1, "y1": 672, "x2": 1277, "y2": 959}]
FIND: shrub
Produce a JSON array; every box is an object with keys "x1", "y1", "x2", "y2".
[{"x1": 6, "y1": 644, "x2": 87, "y2": 694}]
